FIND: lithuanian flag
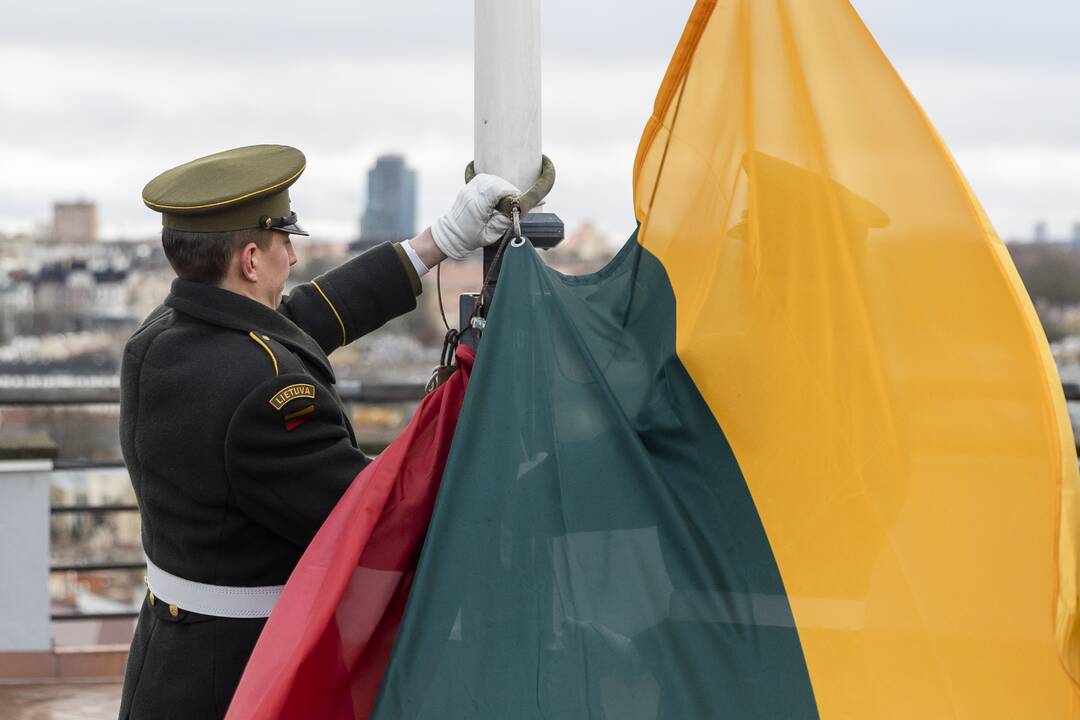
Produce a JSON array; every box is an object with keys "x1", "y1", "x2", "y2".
[
  {"x1": 237, "y1": 0, "x2": 1080, "y2": 717},
  {"x1": 374, "y1": 0, "x2": 1080, "y2": 717}
]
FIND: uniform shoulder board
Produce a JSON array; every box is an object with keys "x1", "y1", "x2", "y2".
[{"x1": 247, "y1": 331, "x2": 280, "y2": 376}]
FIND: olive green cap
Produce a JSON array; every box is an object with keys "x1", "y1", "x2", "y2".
[{"x1": 142, "y1": 144, "x2": 309, "y2": 235}]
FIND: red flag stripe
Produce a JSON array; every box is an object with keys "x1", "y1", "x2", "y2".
[{"x1": 227, "y1": 345, "x2": 474, "y2": 720}]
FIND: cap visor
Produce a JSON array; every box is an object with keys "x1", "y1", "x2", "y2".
[{"x1": 276, "y1": 222, "x2": 309, "y2": 236}]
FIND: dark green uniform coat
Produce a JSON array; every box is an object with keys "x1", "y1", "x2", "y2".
[{"x1": 118, "y1": 242, "x2": 420, "y2": 719}]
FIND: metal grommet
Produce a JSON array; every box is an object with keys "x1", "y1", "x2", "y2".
[
  {"x1": 510, "y1": 236, "x2": 526, "y2": 247},
  {"x1": 168, "y1": 603, "x2": 179, "y2": 618}
]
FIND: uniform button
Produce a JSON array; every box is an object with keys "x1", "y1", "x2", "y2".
[
  {"x1": 148, "y1": 592, "x2": 155, "y2": 606},
  {"x1": 169, "y1": 603, "x2": 179, "y2": 618}
]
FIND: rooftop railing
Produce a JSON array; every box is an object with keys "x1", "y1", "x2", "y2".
[
  {"x1": 4, "y1": 379, "x2": 1080, "y2": 655},
  {"x1": 0, "y1": 381, "x2": 427, "y2": 653}
]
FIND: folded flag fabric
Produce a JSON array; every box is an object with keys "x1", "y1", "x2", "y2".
[
  {"x1": 369, "y1": 0, "x2": 1080, "y2": 717},
  {"x1": 226, "y1": 346, "x2": 474, "y2": 720}
]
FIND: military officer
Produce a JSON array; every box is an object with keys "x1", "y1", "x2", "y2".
[{"x1": 118, "y1": 144, "x2": 518, "y2": 718}]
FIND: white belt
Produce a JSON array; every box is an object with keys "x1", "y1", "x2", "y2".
[{"x1": 144, "y1": 555, "x2": 284, "y2": 619}]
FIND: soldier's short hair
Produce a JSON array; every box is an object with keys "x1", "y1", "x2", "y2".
[{"x1": 161, "y1": 228, "x2": 273, "y2": 285}]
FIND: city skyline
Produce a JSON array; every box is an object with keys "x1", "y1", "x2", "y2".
[{"x1": 1, "y1": 1, "x2": 1077, "y2": 243}]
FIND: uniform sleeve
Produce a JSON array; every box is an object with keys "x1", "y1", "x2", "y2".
[
  {"x1": 279, "y1": 242, "x2": 420, "y2": 355},
  {"x1": 223, "y1": 372, "x2": 371, "y2": 547}
]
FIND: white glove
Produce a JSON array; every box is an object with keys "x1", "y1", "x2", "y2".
[{"x1": 432, "y1": 174, "x2": 520, "y2": 260}]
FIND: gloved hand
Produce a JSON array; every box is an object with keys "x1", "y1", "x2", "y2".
[{"x1": 432, "y1": 174, "x2": 520, "y2": 260}]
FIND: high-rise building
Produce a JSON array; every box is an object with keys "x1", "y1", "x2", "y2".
[
  {"x1": 52, "y1": 201, "x2": 97, "y2": 244},
  {"x1": 353, "y1": 155, "x2": 416, "y2": 252}
]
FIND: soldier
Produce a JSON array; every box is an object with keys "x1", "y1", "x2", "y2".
[{"x1": 118, "y1": 144, "x2": 517, "y2": 718}]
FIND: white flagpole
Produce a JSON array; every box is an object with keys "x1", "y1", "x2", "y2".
[{"x1": 474, "y1": 0, "x2": 542, "y2": 192}]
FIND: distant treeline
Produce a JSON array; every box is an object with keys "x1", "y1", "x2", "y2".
[{"x1": 1009, "y1": 242, "x2": 1080, "y2": 307}]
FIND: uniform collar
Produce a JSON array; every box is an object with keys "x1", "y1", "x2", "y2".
[{"x1": 165, "y1": 279, "x2": 336, "y2": 382}]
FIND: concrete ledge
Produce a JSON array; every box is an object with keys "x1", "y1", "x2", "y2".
[
  {"x1": 0, "y1": 432, "x2": 57, "y2": 462},
  {"x1": 0, "y1": 646, "x2": 128, "y2": 682}
]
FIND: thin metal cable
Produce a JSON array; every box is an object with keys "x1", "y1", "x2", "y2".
[
  {"x1": 436, "y1": 261, "x2": 451, "y2": 332},
  {"x1": 467, "y1": 206, "x2": 520, "y2": 329}
]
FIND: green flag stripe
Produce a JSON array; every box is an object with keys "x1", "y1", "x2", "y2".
[{"x1": 372, "y1": 233, "x2": 818, "y2": 719}]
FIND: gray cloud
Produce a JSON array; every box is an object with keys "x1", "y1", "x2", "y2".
[
  {"x1": 2, "y1": 2, "x2": 692, "y2": 61},
  {"x1": 0, "y1": 0, "x2": 1075, "y2": 242},
  {"x1": 855, "y1": 0, "x2": 1080, "y2": 69},
  {"x1": 6, "y1": 0, "x2": 1073, "y2": 67}
]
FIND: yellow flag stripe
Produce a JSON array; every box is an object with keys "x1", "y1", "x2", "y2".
[{"x1": 633, "y1": 0, "x2": 1080, "y2": 716}]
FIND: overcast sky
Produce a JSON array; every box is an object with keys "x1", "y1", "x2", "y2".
[{"x1": 1, "y1": 0, "x2": 1076, "y2": 244}]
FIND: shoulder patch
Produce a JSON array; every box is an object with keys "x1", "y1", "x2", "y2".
[{"x1": 269, "y1": 383, "x2": 315, "y2": 410}]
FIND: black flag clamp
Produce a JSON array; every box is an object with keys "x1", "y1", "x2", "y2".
[
  {"x1": 428, "y1": 156, "x2": 563, "y2": 392},
  {"x1": 426, "y1": 327, "x2": 461, "y2": 394},
  {"x1": 459, "y1": 155, "x2": 563, "y2": 346}
]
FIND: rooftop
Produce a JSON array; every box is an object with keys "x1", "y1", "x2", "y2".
[{"x1": 0, "y1": 682, "x2": 121, "y2": 719}]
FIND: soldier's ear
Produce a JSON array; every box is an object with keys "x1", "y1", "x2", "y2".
[{"x1": 239, "y1": 242, "x2": 260, "y2": 283}]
